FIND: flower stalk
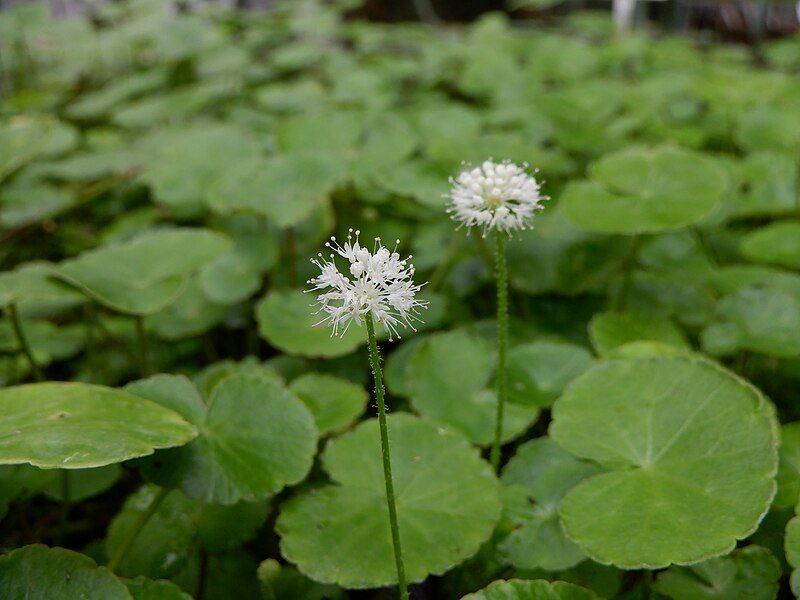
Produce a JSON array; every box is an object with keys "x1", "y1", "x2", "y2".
[
  {"x1": 308, "y1": 231, "x2": 426, "y2": 599},
  {"x1": 446, "y1": 159, "x2": 547, "y2": 473},
  {"x1": 366, "y1": 313, "x2": 409, "y2": 600},
  {"x1": 490, "y1": 232, "x2": 508, "y2": 473}
]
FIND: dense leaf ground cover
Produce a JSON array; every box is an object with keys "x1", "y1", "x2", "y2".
[{"x1": 1, "y1": 1, "x2": 800, "y2": 598}]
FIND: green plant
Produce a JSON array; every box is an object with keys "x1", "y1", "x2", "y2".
[{"x1": 1, "y1": 1, "x2": 800, "y2": 598}]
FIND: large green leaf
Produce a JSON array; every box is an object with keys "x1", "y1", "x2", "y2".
[
  {"x1": 405, "y1": 330, "x2": 540, "y2": 445},
  {"x1": 461, "y1": 579, "x2": 600, "y2": 600},
  {"x1": 499, "y1": 438, "x2": 600, "y2": 571},
  {"x1": 127, "y1": 373, "x2": 317, "y2": 503},
  {"x1": 52, "y1": 229, "x2": 232, "y2": 315},
  {"x1": 550, "y1": 356, "x2": 778, "y2": 568},
  {"x1": 256, "y1": 289, "x2": 365, "y2": 358},
  {"x1": 741, "y1": 221, "x2": 800, "y2": 269},
  {"x1": 277, "y1": 414, "x2": 501, "y2": 588},
  {"x1": 562, "y1": 146, "x2": 727, "y2": 234},
  {"x1": 0, "y1": 382, "x2": 197, "y2": 469},
  {"x1": 653, "y1": 545, "x2": 780, "y2": 600},
  {"x1": 0, "y1": 545, "x2": 130, "y2": 599}
]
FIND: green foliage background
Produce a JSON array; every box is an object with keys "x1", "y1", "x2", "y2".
[{"x1": 1, "y1": 0, "x2": 800, "y2": 598}]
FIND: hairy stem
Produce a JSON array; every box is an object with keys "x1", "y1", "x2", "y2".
[
  {"x1": 108, "y1": 487, "x2": 169, "y2": 573},
  {"x1": 365, "y1": 313, "x2": 409, "y2": 600},
  {"x1": 491, "y1": 233, "x2": 508, "y2": 473}
]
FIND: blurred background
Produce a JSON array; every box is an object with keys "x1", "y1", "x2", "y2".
[{"x1": 2, "y1": 0, "x2": 799, "y2": 38}]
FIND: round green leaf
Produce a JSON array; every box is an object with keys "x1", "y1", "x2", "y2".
[
  {"x1": 193, "y1": 358, "x2": 283, "y2": 399},
  {"x1": 0, "y1": 182, "x2": 75, "y2": 229},
  {"x1": 0, "y1": 116, "x2": 78, "y2": 181},
  {"x1": 256, "y1": 289, "x2": 365, "y2": 359},
  {"x1": 653, "y1": 545, "x2": 780, "y2": 600},
  {"x1": 563, "y1": 146, "x2": 727, "y2": 234},
  {"x1": 0, "y1": 319, "x2": 84, "y2": 366},
  {"x1": 776, "y1": 422, "x2": 800, "y2": 509},
  {"x1": 702, "y1": 287, "x2": 800, "y2": 358},
  {"x1": 507, "y1": 342, "x2": 595, "y2": 408},
  {"x1": 53, "y1": 229, "x2": 232, "y2": 315},
  {"x1": 0, "y1": 263, "x2": 85, "y2": 317},
  {"x1": 145, "y1": 277, "x2": 227, "y2": 340},
  {"x1": 785, "y1": 515, "x2": 800, "y2": 596},
  {"x1": 277, "y1": 414, "x2": 501, "y2": 588},
  {"x1": 137, "y1": 123, "x2": 262, "y2": 213},
  {"x1": 406, "y1": 331, "x2": 540, "y2": 445},
  {"x1": 461, "y1": 579, "x2": 600, "y2": 600},
  {"x1": 589, "y1": 311, "x2": 688, "y2": 358},
  {"x1": 741, "y1": 221, "x2": 800, "y2": 269},
  {"x1": 550, "y1": 356, "x2": 778, "y2": 568},
  {"x1": 289, "y1": 373, "x2": 368, "y2": 436},
  {"x1": 0, "y1": 382, "x2": 197, "y2": 469},
  {"x1": 199, "y1": 251, "x2": 262, "y2": 305},
  {"x1": 0, "y1": 545, "x2": 130, "y2": 599},
  {"x1": 127, "y1": 373, "x2": 317, "y2": 503},
  {"x1": 499, "y1": 438, "x2": 600, "y2": 571},
  {"x1": 207, "y1": 153, "x2": 344, "y2": 228}
]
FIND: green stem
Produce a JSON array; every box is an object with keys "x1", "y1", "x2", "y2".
[
  {"x1": 491, "y1": 234, "x2": 508, "y2": 473},
  {"x1": 612, "y1": 234, "x2": 641, "y2": 311},
  {"x1": 107, "y1": 487, "x2": 169, "y2": 573},
  {"x1": 365, "y1": 314, "x2": 409, "y2": 600},
  {"x1": 7, "y1": 302, "x2": 43, "y2": 382},
  {"x1": 58, "y1": 471, "x2": 70, "y2": 546},
  {"x1": 134, "y1": 315, "x2": 153, "y2": 376}
]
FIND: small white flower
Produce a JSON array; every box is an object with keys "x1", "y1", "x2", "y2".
[
  {"x1": 307, "y1": 229, "x2": 427, "y2": 340},
  {"x1": 447, "y1": 159, "x2": 546, "y2": 236}
]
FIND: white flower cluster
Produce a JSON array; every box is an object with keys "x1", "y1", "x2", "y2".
[
  {"x1": 447, "y1": 160, "x2": 546, "y2": 236},
  {"x1": 307, "y1": 230, "x2": 427, "y2": 340}
]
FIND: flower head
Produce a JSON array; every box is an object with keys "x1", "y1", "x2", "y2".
[
  {"x1": 447, "y1": 160, "x2": 546, "y2": 236},
  {"x1": 307, "y1": 230, "x2": 427, "y2": 340}
]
